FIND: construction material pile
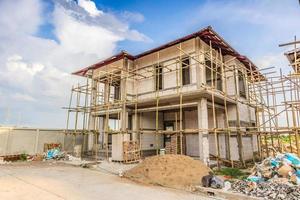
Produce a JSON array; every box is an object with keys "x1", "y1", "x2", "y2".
[
  {"x1": 124, "y1": 154, "x2": 211, "y2": 189},
  {"x1": 0, "y1": 153, "x2": 45, "y2": 164},
  {"x1": 123, "y1": 141, "x2": 140, "y2": 163},
  {"x1": 46, "y1": 148, "x2": 65, "y2": 160},
  {"x1": 231, "y1": 180, "x2": 300, "y2": 199},
  {"x1": 247, "y1": 153, "x2": 300, "y2": 184},
  {"x1": 230, "y1": 153, "x2": 300, "y2": 199},
  {"x1": 0, "y1": 143, "x2": 84, "y2": 164}
]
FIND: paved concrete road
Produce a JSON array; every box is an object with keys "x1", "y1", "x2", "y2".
[{"x1": 0, "y1": 162, "x2": 216, "y2": 200}]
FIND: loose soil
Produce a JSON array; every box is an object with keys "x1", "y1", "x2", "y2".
[{"x1": 124, "y1": 155, "x2": 211, "y2": 189}]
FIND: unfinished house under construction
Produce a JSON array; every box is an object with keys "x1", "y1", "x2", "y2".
[{"x1": 65, "y1": 26, "x2": 300, "y2": 167}]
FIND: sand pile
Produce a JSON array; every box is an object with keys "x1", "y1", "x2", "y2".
[{"x1": 124, "y1": 154, "x2": 211, "y2": 189}]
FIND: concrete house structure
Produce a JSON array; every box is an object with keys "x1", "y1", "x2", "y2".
[{"x1": 68, "y1": 26, "x2": 263, "y2": 166}]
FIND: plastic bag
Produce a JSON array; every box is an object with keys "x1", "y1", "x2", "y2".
[{"x1": 284, "y1": 153, "x2": 300, "y2": 168}]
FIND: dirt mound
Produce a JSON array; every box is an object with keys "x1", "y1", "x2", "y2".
[{"x1": 124, "y1": 154, "x2": 211, "y2": 189}]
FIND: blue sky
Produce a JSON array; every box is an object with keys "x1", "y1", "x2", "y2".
[
  {"x1": 39, "y1": 0, "x2": 300, "y2": 58},
  {"x1": 0, "y1": 0, "x2": 299, "y2": 128},
  {"x1": 97, "y1": 0, "x2": 300, "y2": 60}
]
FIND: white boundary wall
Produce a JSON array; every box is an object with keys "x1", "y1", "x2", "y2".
[{"x1": 0, "y1": 127, "x2": 74, "y2": 156}]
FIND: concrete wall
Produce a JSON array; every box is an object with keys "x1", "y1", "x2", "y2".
[
  {"x1": 208, "y1": 134, "x2": 258, "y2": 161},
  {"x1": 141, "y1": 112, "x2": 164, "y2": 130},
  {"x1": 0, "y1": 127, "x2": 75, "y2": 156},
  {"x1": 140, "y1": 112, "x2": 164, "y2": 150},
  {"x1": 141, "y1": 134, "x2": 163, "y2": 150},
  {"x1": 227, "y1": 103, "x2": 256, "y2": 124},
  {"x1": 207, "y1": 108, "x2": 225, "y2": 129},
  {"x1": 184, "y1": 110, "x2": 198, "y2": 129},
  {"x1": 184, "y1": 110, "x2": 199, "y2": 157},
  {"x1": 134, "y1": 38, "x2": 198, "y2": 100},
  {"x1": 186, "y1": 134, "x2": 199, "y2": 157}
]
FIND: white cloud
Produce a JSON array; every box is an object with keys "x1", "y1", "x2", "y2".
[
  {"x1": 78, "y1": 0, "x2": 103, "y2": 17},
  {"x1": 255, "y1": 53, "x2": 285, "y2": 69},
  {"x1": 6, "y1": 55, "x2": 44, "y2": 76},
  {"x1": 254, "y1": 52, "x2": 292, "y2": 76},
  {"x1": 122, "y1": 11, "x2": 145, "y2": 23},
  {"x1": 188, "y1": 0, "x2": 300, "y2": 73},
  {"x1": 53, "y1": 3, "x2": 122, "y2": 57},
  {"x1": 0, "y1": 0, "x2": 42, "y2": 35},
  {"x1": 12, "y1": 93, "x2": 36, "y2": 102},
  {"x1": 194, "y1": 0, "x2": 300, "y2": 31},
  {"x1": 0, "y1": 0, "x2": 148, "y2": 127}
]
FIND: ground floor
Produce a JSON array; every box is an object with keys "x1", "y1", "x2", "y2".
[
  {"x1": 96, "y1": 98, "x2": 258, "y2": 164},
  {"x1": 0, "y1": 162, "x2": 214, "y2": 200}
]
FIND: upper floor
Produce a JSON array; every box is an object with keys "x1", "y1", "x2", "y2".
[{"x1": 72, "y1": 26, "x2": 262, "y2": 106}]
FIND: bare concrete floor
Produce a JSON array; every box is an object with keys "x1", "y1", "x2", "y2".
[{"x1": 0, "y1": 162, "x2": 216, "y2": 200}]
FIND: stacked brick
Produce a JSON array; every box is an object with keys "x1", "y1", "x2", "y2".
[
  {"x1": 123, "y1": 141, "x2": 140, "y2": 163},
  {"x1": 165, "y1": 134, "x2": 186, "y2": 155}
]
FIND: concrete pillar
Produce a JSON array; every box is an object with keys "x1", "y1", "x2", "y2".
[
  {"x1": 99, "y1": 117, "x2": 104, "y2": 145},
  {"x1": 102, "y1": 82, "x2": 110, "y2": 147},
  {"x1": 132, "y1": 113, "x2": 140, "y2": 141},
  {"x1": 195, "y1": 37, "x2": 206, "y2": 89},
  {"x1": 120, "y1": 58, "x2": 128, "y2": 133},
  {"x1": 197, "y1": 98, "x2": 210, "y2": 165},
  {"x1": 34, "y1": 129, "x2": 40, "y2": 154},
  {"x1": 4, "y1": 129, "x2": 10, "y2": 155},
  {"x1": 104, "y1": 82, "x2": 110, "y2": 103},
  {"x1": 88, "y1": 78, "x2": 97, "y2": 151},
  {"x1": 120, "y1": 111, "x2": 128, "y2": 132}
]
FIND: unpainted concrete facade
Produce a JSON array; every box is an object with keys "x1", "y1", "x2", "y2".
[{"x1": 70, "y1": 27, "x2": 261, "y2": 165}]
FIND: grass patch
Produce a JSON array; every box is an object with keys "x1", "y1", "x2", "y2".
[
  {"x1": 19, "y1": 153, "x2": 28, "y2": 161},
  {"x1": 214, "y1": 167, "x2": 248, "y2": 179}
]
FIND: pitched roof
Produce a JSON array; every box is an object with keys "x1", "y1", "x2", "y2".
[
  {"x1": 72, "y1": 26, "x2": 260, "y2": 77},
  {"x1": 72, "y1": 51, "x2": 134, "y2": 76}
]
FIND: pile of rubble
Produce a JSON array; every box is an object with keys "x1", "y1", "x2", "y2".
[
  {"x1": 38, "y1": 148, "x2": 87, "y2": 163},
  {"x1": 45, "y1": 148, "x2": 65, "y2": 160},
  {"x1": 247, "y1": 153, "x2": 300, "y2": 185},
  {"x1": 0, "y1": 143, "x2": 86, "y2": 165},
  {"x1": 231, "y1": 180, "x2": 300, "y2": 199},
  {"x1": 230, "y1": 153, "x2": 300, "y2": 199}
]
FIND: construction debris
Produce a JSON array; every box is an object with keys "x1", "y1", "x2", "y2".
[
  {"x1": 201, "y1": 174, "x2": 225, "y2": 189},
  {"x1": 248, "y1": 153, "x2": 300, "y2": 185},
  {"x1": 44, "y1": 143, "x2": 61, "y2": 152},
  {"x1": 46, "y1": 147, "x2": 65, "y2": 160},
  {"x1": 0, "y1": 157, "x2": 10, "y2": 165},
  {"x1": 0, "y1": 142, "x2": 86, "y2": 165},
  {"x1": 32, "y1": 154, "x2": 44, "y2": 161},
  {"x1": 124, "y1": 155, "x2": 211, "y2": 190},
  {"x1": 0, "y1": 154, "x2": 22, "y2": 162},
  {"x1": 227, "y1": 153, "x2": 300, "y2": 199},
  {"x1": 231, "y1": 180, "x2": 300, "y2": 200}
]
